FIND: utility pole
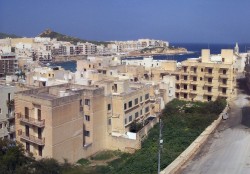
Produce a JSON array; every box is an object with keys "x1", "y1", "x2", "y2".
[{"x1": 158, "y1": 118, "x2": 163, "y2": 174}]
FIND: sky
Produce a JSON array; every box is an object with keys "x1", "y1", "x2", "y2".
[{"x1": 0, "y1": 0, "x2": 250, "y2": 43}]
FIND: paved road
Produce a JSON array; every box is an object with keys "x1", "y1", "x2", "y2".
[{"x1": 180, "y1": 78, "x2": 250, "y2": 174}]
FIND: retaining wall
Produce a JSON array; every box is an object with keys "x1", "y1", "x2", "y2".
[{"x1": 160, "y1": 106, "x2": 228, "y2": 174}]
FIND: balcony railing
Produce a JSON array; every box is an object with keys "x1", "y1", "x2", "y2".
[
  {"x1": 219, "y1": 74, "x2": 228, "y2": 79},
  {"x1": 219, "y1": 92, "x2": 227, "y2": 97},
  {"x1": 17, "y1": 114, "x2": 45, "y2": 128},
  {"x1": 7, "y1": 125, "x2": 15, "y2": 133},
  {"x1": 189, "y1": 90, "x2": 198, "y2": 94},
  {"x1": 204, "y1": 73, "x2": 213, "y2": 77},
  {"x1": 204, "y1": 82, "x2": 213, "y2": 86},
  {"x1": 18, "y1": 130, "x2": 45, "y2": 146},
  {"x1": 6, "y1": 113, "x2": 15, "y2": 120},
  {"x1": 204, "y1": 91, "x2": 213, "y2": 96}
]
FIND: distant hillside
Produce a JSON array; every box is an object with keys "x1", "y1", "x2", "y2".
[
  {"x1": 38, "y1": 29, "x2": 110, "y2": 46},
  {"x1": 0, "y1": 32, "x2": 21, "y2": 39}
]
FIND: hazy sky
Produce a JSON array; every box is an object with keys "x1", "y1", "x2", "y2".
[{"x1": 0, "y1": 0, "x2": 250, "y2": 43}]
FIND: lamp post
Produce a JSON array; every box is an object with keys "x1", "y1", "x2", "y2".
[{"x1": 158, "y1": 118, "x2": 163, "y2": 174}]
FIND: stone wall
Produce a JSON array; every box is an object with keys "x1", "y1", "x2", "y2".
[{"x1": 160, "y1": 106, "x2": 228, "y2": 174}]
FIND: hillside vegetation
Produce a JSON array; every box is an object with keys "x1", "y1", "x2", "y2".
[
  {"x1": 39, "y1": 29, "x2": 110, "y2": 46},
  {"x1": 0, "y1": 32, "x2": 20, "y2": 39}
]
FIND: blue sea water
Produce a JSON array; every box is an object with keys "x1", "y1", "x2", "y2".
[{"x1": 52, "y1": 43, "x2": 250, "y2": 72}]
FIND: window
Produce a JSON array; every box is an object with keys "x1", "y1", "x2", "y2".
[
  {"x1": 201, "y1": 68, "x2": 203, "y2": 72},
  {"x1": 84, "y1": 130, "x2": 90, "y2": 137},
  {"x1": 129, "y1": 115, "x2": 132, "y2": 122},
  {"x1": 207, "y1": 96, "x2": 212, "y2": 101},
  {"x1": 208, "y1": 78, "x2": 212, "y2": 83},
  {"x1": 200, "y1": 77, "x2": 203, "y2": 81},
  {"x1": 222, "y1": 88, "x2": 227, "y2": 94},
  {"x1": 85, "y1": 115, "x2": 90, "y2": 121},
  {"x1": 140, "y1": 96, "x2": 142, "y2": 102},
  {"x1": 176, "y1": 93, "x2": 180, "y2": 98},
  {"x1": 194, "y1": 67, "x2": 197, "y2": 73},
  {"x1": 145, "y1": 93, "x2": 149, "y2": 100},
  {"x1": 135, "y1": 112, "x2": 139, "y2": 118},
  {"x1": 223, "y1": 69, "x2": 227, "y2": 74},
  {"x1": 176, "y1": 84, "x2": 180, "y2": 89},
  {"x1": 145, "y1": 106, "x2": 149, "y2": 113},
  {"x1": 208, "y1": 68, "x2": 213, "y2": 74},
  {"x1": 140, "y1": 110, "x2": 142, "y2": 115},
  {"x1": 8, "y1": 93, "x2": 11, "y2": 101},
  {"x1": 184, "y1": 93, "x2": 187, "y2": 99},
  {"x1": 0, "y1": 124, "x2": 2, "y2": 129},
  {"x1": 26, "y1": 142, "x2": 30, "y2": 152},
  {"x1": 80, "y1": 99, "x2": 83, "y2": 106},
  {"x1": 193, "y1": 85, "x2": 197, "y2": 91},
  {"x1": 108, "y1": 118, "x2": 111, "y2": 125},
  {"x1": 184, "y1": 84, "x2": 187, "y2": 90},
  {"x1": 184, "y1": 76, "x2": 188, "y2": 80},
  {"x1": 85, "y1": 99, "x2": 90, "y2": 106},
  {"x1": 223, "y1": 79, "x2": 227, "y2": 84},
  {"x1": 124, "y1": 103, "x2": 127, "y2": 110},
  {"x1": 107, "y1": 104, "x2": 111, "y2": 111},
  {"x1": 25, "y1": 107, "x2": 29, "y2": 118},
  {"x1": 38, "y1": 146, "x2": 43, "y2": 156},
  {"x1": 124, "y1": 118, "x2": 127, "y2": 125},
  {"x1": 176, "y1": 75, "x2": 179, "y2": 80},
  {"x1": 36, "y1": 109, "x2": 41, "y2": 121},
  {"x1": 193, "y1": 76, "x2": 197, "y2": 81},
  {"x1": 184, "y1": 67, "x2": 187, "y2": 72},
  {"x1": 208, "y1": 87, "x2": 212, "y2": 92},
  {"x1": 99, "y1": 63, "x2": 101, "y2": 66},
  {"x1": 0, "y1": 108, "x2": 1, "y2": 114},
  {"x1": 128, "y1": 101, "x2": 132, "y2": 108},
  {"x1": 134, "y1": 98, "x2": 138, "y2": 105}
]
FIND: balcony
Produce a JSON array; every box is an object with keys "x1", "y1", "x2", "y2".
[
  {"x1": 190, "y1": 81, "x2": 198, "y2": 85},
  {"x1": 18, "y1": 114, "x2": 45, "y2": 128},
  {"x1": 175, "y1": 89, "x2": 181, "y2": 93},
  {"x1": 6, "y1": 112, "x2": 15, "y2": 120},
  {"x1": 219, "y1": 92, "x2": 227, "y2": 97},
  {"x1": 181, "y1": 80, "x2": 189, "y2": 84},
  {"x1": 189, "y1": 72, "x2": 197, "y2": 76},
  {"x1": 219, "y1": 83, "x2": 229, "y2": 88},
  {"x1": 7, "y1": 125, "x2": 15, "y2": 133},
  {"x1": 204, "y1": 82, "x2": 213, "y2": 86},
  {"x1": 149, "y1": 97, "x2": 156, "y2": 102},
  {"x1": 189, "y1": 90, "x2": 198, "y2": 95},
  {"x1": 18, "y1": 130, "x2": 45, "y2": 146},
  {"x1": 204, "y1": 91, "x2": 213, "y2": 96},
  {"x1": 204, "y1": 73, "x2": 213, "y2": 77},
  {"x1": 219, "y1": 74, "x2": 228, "y2": 79}
]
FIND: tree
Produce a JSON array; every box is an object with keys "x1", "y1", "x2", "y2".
[{"x1": 0, "y1": 139, "x2": 34, "y2": 174}]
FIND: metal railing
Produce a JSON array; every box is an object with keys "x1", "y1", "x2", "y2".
[
  {"x1": 18, "y1": 130, "x2": 45, "y2": 146},
  {"x1": 18, "y1": 114, "x2": 45, "y2": 127},
  {"x1": 6, "y1": 113, "x2": 15, "y2": 119}
]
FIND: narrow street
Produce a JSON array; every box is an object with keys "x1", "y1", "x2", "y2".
[{"x1": 180, "y1": 78, "x2": 250, "y2": 174}]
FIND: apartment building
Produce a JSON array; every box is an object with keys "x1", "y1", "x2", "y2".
[
  {"x1": 0, "y1": 53, "x2": 18, "y2": 77},
  {"x1": 15, "y1": 84, "x2": 108, "y2": 162},
  {"x1": 26, "y1": 66, "x2": 74, "y2": 87},
  {"x1": 110, "y1": 80, "x2": 152, "y2": 134},
  {"x1": 174, "y1": 49, "x2": 237, "y2": 101},
  {"x1": 0, "y1": 84, "x2": 17, "y2": 140},
  {"x1": 75, "y1": 42, "x2": 97, "y2": 55}
]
